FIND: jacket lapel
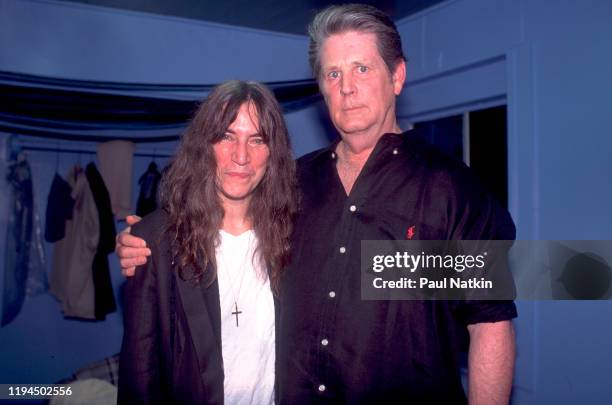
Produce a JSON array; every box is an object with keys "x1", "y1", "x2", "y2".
[
  {"x1": 175, "y1": 262, "x2": 279, "y2": 397},
  {"x1": 175, "y1": 266, "x2": 223, "y2": 379}
]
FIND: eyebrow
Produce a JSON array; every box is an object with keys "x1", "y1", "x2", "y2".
[
  {"x1": 323, "y1": 59, "x2": 373, "y2": 70},
  {"x1": 351, "y1": 59, "x2": 374, "y2": 67},
  {"x1": 223, "y1": 129, "x2": 263, "y2": 137}
]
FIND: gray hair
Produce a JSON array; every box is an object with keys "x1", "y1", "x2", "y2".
[{"x1": 308, "y1": 3, "x2": 406, "y2": 80}]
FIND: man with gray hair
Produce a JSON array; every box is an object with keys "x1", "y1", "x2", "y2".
[
  {"x1": 278, "y1": 4, "x2": 516, "y2": 404},
  {"x1": 117, "y1": 3, "x2": 516, "y2": 404}
]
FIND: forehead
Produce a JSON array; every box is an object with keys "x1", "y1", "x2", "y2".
[
  {"x1": 228, "y1": 102, "x2": 260, "y2": 130},
  {"x1": 319, "y1": 31, "x2": 381, "y2": 66}
]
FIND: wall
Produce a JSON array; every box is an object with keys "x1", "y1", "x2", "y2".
[
  {"x1": 0, "y1": 0, "x2": 310, "y2": 83},
  {"x1": 396, "y1": 1, "x2": 612, "y2": 403}
]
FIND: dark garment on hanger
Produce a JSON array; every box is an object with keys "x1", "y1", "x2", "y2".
[
  {"x1": 44, "y1": 173, "x2": 75, "y2": 243},
  {"x1": 85, "y1": 162, "x2": 117, "y2": 320},
  {"x1": 136, "y1": 162, "x2": 161, "y2": 217},
  {"x1": 2, "y1": 155, "x2": 48, "y2": 326}
]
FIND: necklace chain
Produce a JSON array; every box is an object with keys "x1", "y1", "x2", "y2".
[{"x1": 218, "y1": 231, "x2": 253, "y2": 327}]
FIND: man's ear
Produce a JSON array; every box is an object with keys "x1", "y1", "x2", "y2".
[{"x1": 392, "y1": 59, "x2": 407, "y2": 96}]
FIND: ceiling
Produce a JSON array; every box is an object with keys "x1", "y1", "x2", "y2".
[{"x1": 58, "y1": 0, "x2": 446, "y2": 35}]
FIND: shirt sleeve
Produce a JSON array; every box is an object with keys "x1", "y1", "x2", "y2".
[
  {"x1": 456, "y1": 299, "x2": 518, "y2": 325},
  {"x1": 447, "y1": 166, "x2": 518, "y2": 325}
]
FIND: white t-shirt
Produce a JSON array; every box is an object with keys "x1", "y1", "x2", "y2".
[{"x1": 215, "y1": 230, "x2": 275, "y2": 405}]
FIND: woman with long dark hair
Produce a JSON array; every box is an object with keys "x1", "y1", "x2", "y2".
[{"x1": 118, "y1": 80, "x2": 297, "y2": 404}]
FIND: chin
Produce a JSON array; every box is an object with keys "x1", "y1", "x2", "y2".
[
  {"x1": 220, "y1": 188, "x2": 253, "y2": 202},
  {"x1": 336, "y1": 118, "x2": 372, "y2": 134},
  {"x1": 338, "y1": 124, "x2": 371, "y2": 135}
]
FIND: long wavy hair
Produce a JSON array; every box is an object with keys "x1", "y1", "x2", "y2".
[{"x1": 159, "y1": 80, "x2": 297, "y2": 292}]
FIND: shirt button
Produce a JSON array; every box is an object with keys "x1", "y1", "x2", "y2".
[
  {"x1": 321, "y1": 338, "x2": 329, "y2": 346},
  {"x1": 318, "y1": 384, "x2": 326, "y2": 392},
  {"x1": 329, "y1": 291, "x2": 336, "y2": 298},
  {"x1": 349, "y1": 205, "x2": 357, "y2": 212},
  {"x1": 339, "y1": 246, "x2": 346, "y2": 254},
  {"x1": 331, "y1": 152, "x2": 336, "y2": 159},
  {"x1": 392, "y1": 148, "x2": 399, "y2": 155}
]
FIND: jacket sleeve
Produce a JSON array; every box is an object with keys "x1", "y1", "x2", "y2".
[{"x1": 118, "y1": 223, "x2": 162, "y2": 404}]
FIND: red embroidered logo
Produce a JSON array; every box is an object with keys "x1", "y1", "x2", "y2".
[{"x1": 406, "y1": 225, "x2": 416, "y2": 240}]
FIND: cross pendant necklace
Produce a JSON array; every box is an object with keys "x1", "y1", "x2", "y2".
[
  {"x1": 219, "y1": 231, "x2": 253, "y2": 328},
  {"x1": 232, "y1": 302, "x2": 242, "y2": 327}
]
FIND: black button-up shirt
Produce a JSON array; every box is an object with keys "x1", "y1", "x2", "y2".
[{"x1": 278, "y1": 132, "x2": 517, "y2": 404}]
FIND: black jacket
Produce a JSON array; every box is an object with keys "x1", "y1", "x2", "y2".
[{"x1": 119, "y1": 210, "x2": 227, "y2": 404}]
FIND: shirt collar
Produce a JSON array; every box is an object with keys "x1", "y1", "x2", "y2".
[{"x1": 327, "y1": 132, "x2": 405, "y2": 159}]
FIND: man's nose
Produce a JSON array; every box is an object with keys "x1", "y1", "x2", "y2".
[
  {"x1": 340, "y1": 73, "x2": 355, "y2": 96},
  {"x1": 231, "y1": 140, "x2": 249, "y2": 165}
]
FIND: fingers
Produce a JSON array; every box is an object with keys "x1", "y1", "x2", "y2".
[
  {"x1": 117, "y1": 232, "x2": 149, "y2": 249},
  {"x1": 116, "y1": 246, "x2": 151, "y2": 278},
  {"x1": 117, "y1": 245, "x2": 151, "y2": 260},
  {"x1": 125, "y1": 215, "x2": 142, "y2": 226},
  {"x1": 119, "y1": 255, "x2": 148, "y2": 275},
  {"x1": 116, "y1": 215, "x2": 147, "y2": 277},
  {"x1": 122, "y1": 267, "x2": 136, "y2": 277}
]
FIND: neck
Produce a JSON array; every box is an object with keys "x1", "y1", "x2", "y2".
[
  {"x1": 337, "y1": 121, "x2": 402, "y2": 172},
  {"x1": 334, "y1": 121, "x2": 402, "y2": 195},
  {"x1": 335, "y1": 141, "x2": 371, "y2": 173},
  {"x1": 221, "y1": 197, "x2": 252, "y2": 235},
  {"x1": 340, "y1": 117, "x2": 401, "y2": 150}
]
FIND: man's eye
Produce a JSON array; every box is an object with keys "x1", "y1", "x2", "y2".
[
  {"x1": 357, "y1": 65, "x2": 368, "y2": 73},
  {"x1": 220, "y1": 134, "x2": 233, "y2": 141},
  {"x1": 328, "y1": 71, "x2": 340, "y2": 79},
  {"x1": 250, "y1": 137, "x2": 265, "y2": 145}
]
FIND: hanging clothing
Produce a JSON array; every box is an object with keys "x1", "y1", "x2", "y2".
[
  {"x1": 50, "y1": 165, "x2": 99, "y2": 319},
  {"x1": 136, "y1": 162, "x2": 161, "y2": 217},
  {"x1": 96, "y1": 141, "x2": 135, "y2": 219},
  {"x1": 44, "y1": 173, "x2": 74, "y2": 243},
  {"x1": 85, "y1": 162, "x2": 117, "y2": 320},
  {"x1": 2, "y1": 152, "x2": 48, "y2": 326}
]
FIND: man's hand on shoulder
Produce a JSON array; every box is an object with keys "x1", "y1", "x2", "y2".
[{"x1": 116, "y1": 215, "x2": 151, "y2": 277}]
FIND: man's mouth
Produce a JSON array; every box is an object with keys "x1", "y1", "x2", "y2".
[{"x1": 342, "y1": 106, "x2": 364, "y2": 112}]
